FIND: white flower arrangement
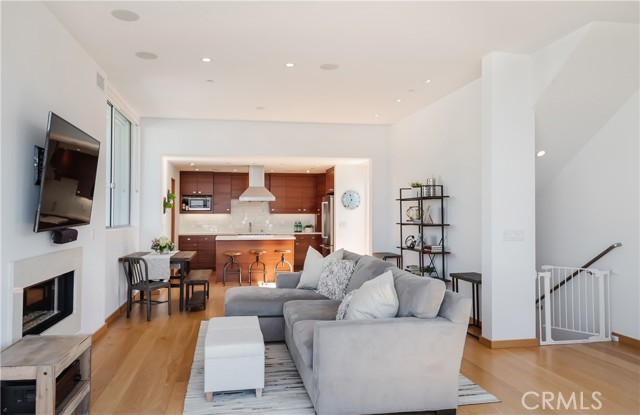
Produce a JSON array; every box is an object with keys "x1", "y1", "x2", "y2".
[{"x1": 151, "y1": 236, "x2": 175, "y2": 254}]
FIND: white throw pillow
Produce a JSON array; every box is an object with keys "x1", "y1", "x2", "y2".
[
  {"x1": 344, "y1": 270, "x2": 399, "y2": 320},
  {"x1": 296, "y1": 248, "x2": 344, "y2": 289}
]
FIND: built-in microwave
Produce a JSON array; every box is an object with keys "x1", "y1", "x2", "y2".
[{"x1": 185, "y1": 196, "x2": 212, "y2": 211}]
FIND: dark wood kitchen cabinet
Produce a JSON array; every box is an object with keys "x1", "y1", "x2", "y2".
[
  {"x1": 267, "y1": 174, "x2": 288, "y2": 213},
  {"x1": 230, "y1": 173, "x2": 249, "y2": 199},
  {"x1": 180, "y1": 172, "x2": 213, "y2": 196},
  {"x1": 178, "y1": 235, "x2": 216, "y2": 269},
  {"x1": 325, "y1": 167, "x2": 335, "y2": 195},
  {"x1": 294, "y1": 234, "x2": 322, "y2": 271},
  {"x1": 268, "y1": 174, "x2": 318, "y2": 214},
  {"x1": 213, "y1": 173, "x2": 231, "y2": 213}
]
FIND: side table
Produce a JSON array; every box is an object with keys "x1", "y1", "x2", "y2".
[
  {"x1": 372, "y1": 252, "x2": 402, "y2": 268},
  {"x1": 450, "y1": 272, "x2": 481, "y2": 338}
]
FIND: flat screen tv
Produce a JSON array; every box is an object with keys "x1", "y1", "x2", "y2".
[{"x1": 33, "y1": 112, "x2": 100, "y2": 233}]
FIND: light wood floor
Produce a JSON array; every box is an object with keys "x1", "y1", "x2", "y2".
[{"x1": 90, "y1": 279, "x2": 640, "y2": 415}]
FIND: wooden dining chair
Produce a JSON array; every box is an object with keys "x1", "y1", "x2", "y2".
[{"x1": 121, "y1": 257, "x2": 172, "y2": 321}]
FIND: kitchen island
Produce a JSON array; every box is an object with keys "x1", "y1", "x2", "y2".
[{"x1": 215, "y1": 235, "x2": 295, "y2": 284}]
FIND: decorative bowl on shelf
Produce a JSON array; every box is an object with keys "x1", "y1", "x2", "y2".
[{"x1": 406, "y1": 206, "x2": 423, "y2": 222}]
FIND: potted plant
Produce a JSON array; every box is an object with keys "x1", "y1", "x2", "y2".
[
  {"x1": 423, "y1": 265, "x2": 437, "y2": 278},
  {"x1": 163, "y1": 191, "x2": 176, "y2": 213},
  {"x1": 410, "y1": 181, "x2": 423, "y2": 197}
]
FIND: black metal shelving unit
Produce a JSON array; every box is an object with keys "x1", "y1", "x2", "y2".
[{"x1": 396, "y1": 186, "x2": 449, "y2": 280}]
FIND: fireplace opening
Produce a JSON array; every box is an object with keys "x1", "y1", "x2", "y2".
[{"x1": 22, "y1": 271, "x2": 74, "y2": 336}]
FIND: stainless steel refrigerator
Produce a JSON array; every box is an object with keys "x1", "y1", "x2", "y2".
[{"x1": 320, "y1": 195, "x2": 334, "y2": 256}]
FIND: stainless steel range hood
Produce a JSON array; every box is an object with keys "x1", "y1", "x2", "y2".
[{"x1": 239, "y1": 166, "x2": 276, "y2": 202}]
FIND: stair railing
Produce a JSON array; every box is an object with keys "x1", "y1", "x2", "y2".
[{"x1": 536, "y1": 242, "x2": 621, "y2": 305}]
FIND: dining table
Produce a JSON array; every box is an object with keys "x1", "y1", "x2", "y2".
[{"x1": 119, "y1": 251, "x2": 197, "y2": 312}]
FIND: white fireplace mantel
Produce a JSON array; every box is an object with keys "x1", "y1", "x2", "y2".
[{"x1": 10, "y1": 247, "x2": 83, "y2": 343}]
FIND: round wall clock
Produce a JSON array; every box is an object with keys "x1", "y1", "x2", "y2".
[{"x1": 341, "y1": 190, "x2": 361, "y2": 209}]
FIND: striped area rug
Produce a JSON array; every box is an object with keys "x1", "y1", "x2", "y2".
[{"x1": 184, "y1": 321, "x2": 499, "y2": 414}]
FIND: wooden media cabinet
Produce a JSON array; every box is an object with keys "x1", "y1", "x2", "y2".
[{"x1": 1, "y1": 334, "x2": 91, "y2": 414}]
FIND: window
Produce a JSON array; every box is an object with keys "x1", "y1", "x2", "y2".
[{"x1": 105, "y1": 103, "x2": 131, "y2": 227}]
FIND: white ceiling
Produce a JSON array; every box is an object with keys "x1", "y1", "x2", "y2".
[{"x1": 45, "y1": 1, "x2": 639, "y2": 126}]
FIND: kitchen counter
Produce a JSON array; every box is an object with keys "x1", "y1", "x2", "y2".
[
  {"x1": 216, "y1": 234, "x2": 295, "y2": 241},
  {"x1": 179, "y1": 231, "x2": 321, "y2": 236}
]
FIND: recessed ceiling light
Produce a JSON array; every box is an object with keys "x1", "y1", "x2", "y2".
[
  {"x1": 111, "y1": 9, "x2": 139, "y2": 22},
  {"x1": 396, "y1": 99, "x2": 403, "y2": 103},
  {"x1": 256, "y1": 106, "x2": 265, "y2": 111},
  {"x1": 205, "y1": 79, "x2": 214, "y2": 83},
  {"x1": 374, "y1": 114, "x2": 381, "y2": 117},
  {"x1": 408, "y1": 89, "x2": 416, "y2": 93},
  {"x1": 285, "y1": 63, "x2": 295, "y2": 68},
  {"x1": 135, "y1": 51, "x2": 157, "y2": 60},
  {"x1": 424, "y1": 79, "x2": 432, "y2": 84},
  {"x1": 536, "y1": 150, "x2": 546, "y2": 157},
  {"x1": 201, "y1": 57, "x2": 212, "y2": 63},
  {"x1": 189, "y1": 163, "x2": 195, "y2": 166},
  {"x1": 320, "y1": 63, "x2": 339, "y2": 70},
  {"x1": 306, "y1": 170, "x2": 310, "y2": 173}
]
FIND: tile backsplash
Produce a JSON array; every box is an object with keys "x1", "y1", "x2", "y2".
[{"x1": 178, "y1": 200, "x2": 317, "y2": 234}]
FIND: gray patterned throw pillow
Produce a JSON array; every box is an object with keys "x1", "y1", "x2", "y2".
[
  {"x1": 336, "y1": 289, "x2": 358, "y2": 320},
  {"x1": 316, "y1": 259, "x2": 356, "y2": 300}
]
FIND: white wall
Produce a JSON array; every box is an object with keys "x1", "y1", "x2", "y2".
[
  {"x1": 389, "y1": 80, "x2": 482, "y2": 298},
  {"x1": 0, "y1": 2, "x2": 108, "y2": 347},
  {"x1": 536, "y1": 91, "x2": 639, "y2": 339},
  {"x1": 104, "y1": 227, "x2": 139, "y2": 316},
  {"x1": 334, "y1": 163, "x2": 371, "y2": 254},
  {"x1": 481, "y1": 53, "x2": 537, "y2": 342},
  {"x1": 140, "y1": 118, "x2": 391, "y2": 253}
]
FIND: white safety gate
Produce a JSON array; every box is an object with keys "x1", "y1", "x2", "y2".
[{"x1": 537, "y1": 266, "x2": 611, "y2": 345}]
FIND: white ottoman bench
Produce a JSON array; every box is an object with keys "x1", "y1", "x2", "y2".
[{"x1": 204, "y1": 316, "x2": 265, "y2": 401}]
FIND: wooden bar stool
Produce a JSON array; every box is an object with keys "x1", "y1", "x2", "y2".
[
  {"x1": 249, "y1": 250, "x2": 267, "y2": 285},
  {"x1": 274, "y1": 249, "x2": 293, "y2": 274},
  {"x1": 223, "y1": 251, "x2": 242, "y2": 286}
]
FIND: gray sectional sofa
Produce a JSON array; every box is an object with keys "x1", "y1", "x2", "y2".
[{"x1": 224, "y1": 250, "x2": 471, "y2": 415}]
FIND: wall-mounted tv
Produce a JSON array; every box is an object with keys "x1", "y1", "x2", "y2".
[{"x1": 33, "y1": 112, "x2": 100, "y2": 233}]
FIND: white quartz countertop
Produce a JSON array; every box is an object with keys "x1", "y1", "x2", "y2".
[
  {"x1": 216, "y1": 234, "x2": 296, "y2": 241},
  {"x1": 179, "y1": 231, "x2": 321, "y2": 236}
]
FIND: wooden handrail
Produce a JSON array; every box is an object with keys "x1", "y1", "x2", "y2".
[{"x1": 537, "y1": 242, "x2": 622, "y2": 304}]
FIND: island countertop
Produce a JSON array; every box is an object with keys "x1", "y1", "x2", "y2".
[
  {"x1": 179, "y1": 231, "x2": 321, "y2": 236},
  {"x1": 216, "y1": 234, "x2": 296, "y2": 241}
]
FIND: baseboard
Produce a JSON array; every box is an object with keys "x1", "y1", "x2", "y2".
[
  {"x1": 92, "y1": 294, "x2": 140, "y2": 341},
  {"x1": 92, "y1": 323, "x2": 108, "y2": 342},
  {"x1": 479, "y1": 336, "x2": 538, "y2": 349},
  {"x1": 613, "y1": 332, "x2": 640, "y2": 349}
]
